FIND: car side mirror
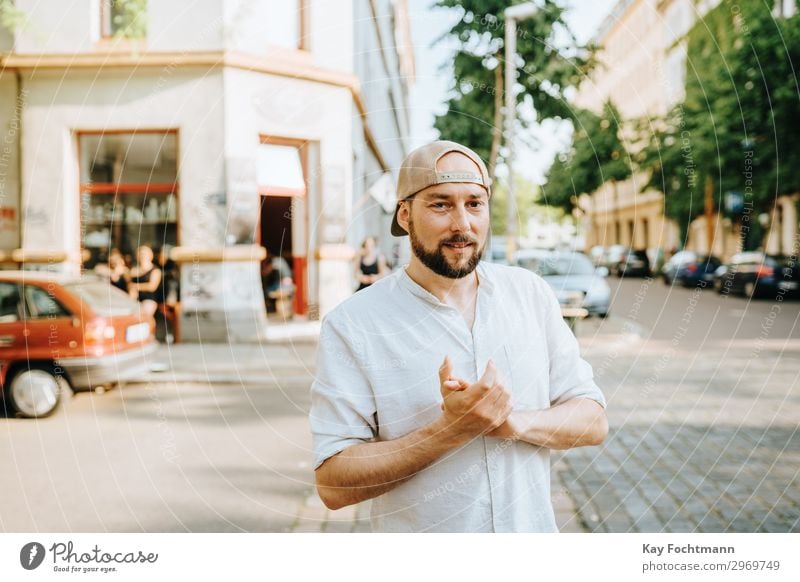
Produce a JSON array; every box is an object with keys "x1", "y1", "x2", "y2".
[{"x1": 595, "y1": 266, "x2": 609, "y2": 278}]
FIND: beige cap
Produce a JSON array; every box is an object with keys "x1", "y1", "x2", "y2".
[{"x1": 391, "y1": 140, "x2": 492, "y2": 236}]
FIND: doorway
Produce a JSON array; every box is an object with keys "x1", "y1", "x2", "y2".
[{"x1": 259, "y1": 195, "x2": 294, "y2": 317}]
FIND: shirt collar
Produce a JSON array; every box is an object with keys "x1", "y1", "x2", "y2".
[{"x1": 397, "y1": 261, "x2": 495, "y2": 306}]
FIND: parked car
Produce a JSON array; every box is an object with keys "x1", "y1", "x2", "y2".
[
  {"x1": 661, "y1": 251, "x2": 722, "y2": 287},
  {"x1": 603, "y1": 245, "x2": 626, "y2": 271},
  {"x1": 588, "y1": 245, "x2": 606, "y2": 267},
  {"x1": 713, "y1": 252, "x2": 800, "y2": 299},
  {"x1": 0, "y1": 272, "x2": 157, "y2": 418},
  {"x1": 516, "y1": 249, "x2": 611, "y2": 317},
  {"x1": 612, "y1": 249, "x2": 652, "y2": 277}
]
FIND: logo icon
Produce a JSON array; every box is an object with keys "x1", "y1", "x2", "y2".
[{"x1": 20, "y1": 542, "x2": 46, "y2": 570}]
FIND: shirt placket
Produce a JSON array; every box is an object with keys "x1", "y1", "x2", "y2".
[
  {"x1": 439, "y1": 295, "x2": 495, "y2": 531},
  {"x1": 456, "y1": 286, "x2": 498, "y2": 532}
]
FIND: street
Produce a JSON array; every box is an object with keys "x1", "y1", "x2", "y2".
[
  {"x1": 1, "y1": 277, "x2": 798, "y2": 532},
  {"x1": 561, "y1": 276, "x2": 800, "y2": 532}
]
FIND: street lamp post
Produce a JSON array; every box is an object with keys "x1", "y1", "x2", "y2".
[{"x1": 504, "y1": 2, "x2": 538, "y2": 264}]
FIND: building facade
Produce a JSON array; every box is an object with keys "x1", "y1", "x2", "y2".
[
  {"x1": 0, "y1": 0, "x2": 413, "y2": 341},
  {"x1": 574, "y1": 0, "x2": 799, "y2": 261}
]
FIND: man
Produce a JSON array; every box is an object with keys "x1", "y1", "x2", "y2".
[{"x1": 310, "y1": 140, "x2": 607, "y2": 532}]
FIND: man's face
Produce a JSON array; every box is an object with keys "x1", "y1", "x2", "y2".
[{"x1": 399, "y1": 153, "x2": 490, "y2": 279}]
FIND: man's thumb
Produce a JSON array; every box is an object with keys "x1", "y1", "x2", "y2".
[
  {"x1": 439, "y1": 356, "x2": 452, "y2": 383},
  {"x1": 480, "y1": 359, "x2": 497, "y2": 386}
]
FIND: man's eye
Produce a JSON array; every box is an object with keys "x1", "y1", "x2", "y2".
[
  {"x1": 469, "y1": 201, "x2": 485, "y2": 208},
  {"x1": 431, "y1": 202, "x2": 449, "y2": 209}
]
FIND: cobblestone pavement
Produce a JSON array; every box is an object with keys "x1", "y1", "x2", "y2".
[{"x1": 553, "y1": 320, "x2": 800, "y2": 533}]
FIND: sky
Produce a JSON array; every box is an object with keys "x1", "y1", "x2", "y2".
[{"x1": 406, "y1": 0, "x2": 618, "y2": 184}]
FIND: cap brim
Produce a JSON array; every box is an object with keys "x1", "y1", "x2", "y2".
[{"x1": 390, "y1": 206, "x2": 408, "y2": 236}]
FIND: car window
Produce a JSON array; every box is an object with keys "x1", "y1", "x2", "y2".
[
  {"x1": 0, "y1": 282, "x2": 22, "y2": 323},
  {"x1": 66, "y1": 282, "x2": 139, "y2": 316},
  {"x1": 519, "y1": 254, "x2": 594, "y2": 276},
  {"x1": 23, "y1": 285, "x2": 71, "y2": 319}
]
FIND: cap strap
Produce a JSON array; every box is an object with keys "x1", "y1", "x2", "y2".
[{"x1": 435, "y1": 172, "x2": 485, "y2": 185}]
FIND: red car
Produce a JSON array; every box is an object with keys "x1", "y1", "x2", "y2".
[{"x1": 1, "y1": 271, "x2": 157, "y2": 418}]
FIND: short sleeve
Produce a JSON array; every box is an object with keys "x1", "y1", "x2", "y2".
[
  {"x1": 309, "y1": 314, "x2": 378, "y2": 470},
  {"x1": 536, "y1": 277, "x2": 607, "y2": 409}
]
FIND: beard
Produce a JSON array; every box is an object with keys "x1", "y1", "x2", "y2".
[{"x1": 408, "y1": 217, "x2": 485, "y2": 279}]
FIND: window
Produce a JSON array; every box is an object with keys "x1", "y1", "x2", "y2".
[
  {"x1": 79, "y1": 131, "x2": 178, "y2": 269},
  {"x1": 265, "y1": 0, "x2": 307, "y2": 50},
  {"x1": 0, "y1": 283, "x2": 21, "y2": 323},
  {"x1": 23, "y1": 286, "x2": 71, "y2": 319},
  {"x1": 101, "y1": 0, "x2": 147, "y2": 39}
]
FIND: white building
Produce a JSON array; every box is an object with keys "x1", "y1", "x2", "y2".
[{"x1": 0, "y1": 0, "x2": 414, "y2": 341}]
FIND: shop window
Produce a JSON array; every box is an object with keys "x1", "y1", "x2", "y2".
[
  {"x1": 79, "y1": 131, "x2": 178, "y2": 270},
  {"x1": 101, "y1": 0, "x2": 148, "y2": 39}
]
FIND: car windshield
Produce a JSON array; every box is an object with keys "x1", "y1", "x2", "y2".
[
  {"x1": 66, "y1": 282, "x2": 140, "y2": 317},
  {"x1": 519, "y1": 253, "x2": 595, "y2": 277}
]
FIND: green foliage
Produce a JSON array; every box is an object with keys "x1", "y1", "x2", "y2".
[
  {"x1": 0, "y1": 0, "x2": 26, "y2": 31},
  {"x1": 490, "y1": 174, "x2": 540, "y2": 235},
  {"x1": 636, "y1": 0, "x2": 800, "y2": 240},
  {"x1": 541, "y1": 102, "x2": 631, "y2": 213},
  {"x1": 110, "y1": 0, "x2": 147, "y2": 39},
  {"x1": 432, "y1": 0, "x2": 596, "y2": 170}
]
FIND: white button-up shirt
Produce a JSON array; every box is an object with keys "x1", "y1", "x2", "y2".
[{"x1": 310, "y1": 261, "x2": 606, "y2": 532}]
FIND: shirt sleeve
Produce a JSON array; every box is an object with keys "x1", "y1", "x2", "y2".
[
  {"x1": 536, "y1": 276, "x2": 607, "y2": 409},
  {"x1": 309, "y1": 313, "x2": 378, "y2": 470}
]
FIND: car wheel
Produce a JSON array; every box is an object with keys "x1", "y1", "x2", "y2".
[
  {"x1": 598, "y1": 312, "x2": 609, "y2": 319},
  {"x1": 744, "y1": 281, "x2": 757, "y2": 299},
  {"x1": 5, "y1": 366, "x2": 63, "y2": 418}
]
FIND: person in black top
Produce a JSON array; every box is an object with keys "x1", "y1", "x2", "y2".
[
  {"x1": 129, "y1": 245, "x2": 162, "y2": 320},
  {"x1": 354, "y1": 236, "x2": 388, "y2": 291}
]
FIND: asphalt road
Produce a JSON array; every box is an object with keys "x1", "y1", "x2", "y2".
[
  {"x1": 0, "y1": 346, "x2": 320, "y2": 533},
  {"x1": 600, "y1": 274, "x2": 800, "y2": 348}
]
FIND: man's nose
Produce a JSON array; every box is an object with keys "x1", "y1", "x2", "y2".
[{"x1": 449, "y1": 204, "x2": 471, "y2": 231}]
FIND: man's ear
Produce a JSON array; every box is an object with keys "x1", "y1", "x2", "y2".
[{"x1": 396, "y1": 201, "x2": 411, "y2": 234}]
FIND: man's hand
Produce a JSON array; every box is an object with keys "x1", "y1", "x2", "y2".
[{"x1": 437, "y1": 357, "x2": 512, "y2": 439}]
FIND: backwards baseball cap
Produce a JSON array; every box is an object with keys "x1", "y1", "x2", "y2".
[{"x1": 391, "y1": 140, "x2": 492, "y2": 236}]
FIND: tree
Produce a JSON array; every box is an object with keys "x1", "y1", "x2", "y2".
[
  {"x1": 636, "y1": 1, "x2": 800, "y2": 247},
  {"x1": 541, "y1": 102, "x2": 631, "y2": 214},
  {"x1": 0, "y1": 0, "x2": 25, "y2": 31},
  {"x1": 490, "y1": 174, "x2": 539, "y2": 235},
  {"x1": 432, "y1": 0, "x2": 596, "y2": 180}
]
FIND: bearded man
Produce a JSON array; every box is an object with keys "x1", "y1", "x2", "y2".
[{"x1": 309, "y1": 140, "x2": 607, "y2": 532}]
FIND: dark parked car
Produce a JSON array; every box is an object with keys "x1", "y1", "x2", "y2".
[
  {"x1": 612, "y1": 249, "x2": 651, "y2": 277},
  {"x1": 662, "y1": 251, "x2": 722, "y2": 287},
  {"x1": 1, "y1": 271, "x2": 157, "y2": 418},
  {"x1": 714, "y1": 252, "x2": 800, "y2": 298}
]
